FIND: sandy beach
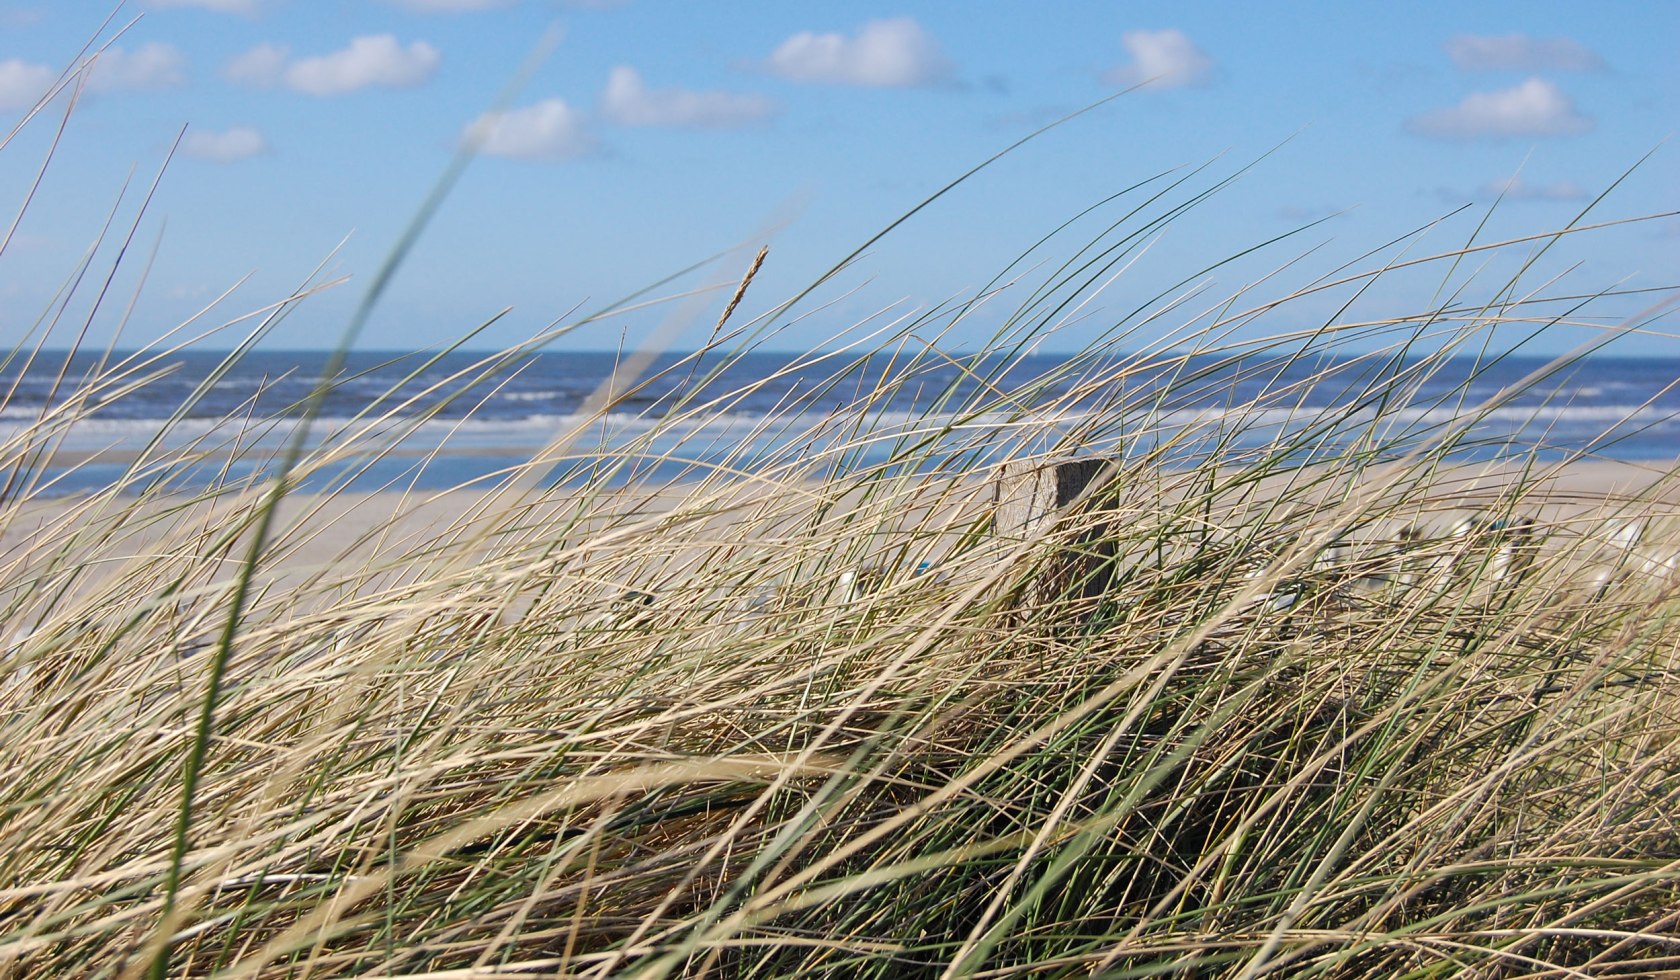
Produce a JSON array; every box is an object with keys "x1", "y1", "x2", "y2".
[
  {"x1": 4, "y1": 456, "x2": 1677, "y2": 620},
  {"x1": 6, "y1": 457, "x2": 1678, "y2": 566}
]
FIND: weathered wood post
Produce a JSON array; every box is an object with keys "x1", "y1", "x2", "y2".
[{"x1": 993, "y1": 457, "x2": 1122, "y2": 613}]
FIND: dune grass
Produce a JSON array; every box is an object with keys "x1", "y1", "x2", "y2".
[{"x1": 4, "y1": 77, "x2": 1680, "y2": 977}]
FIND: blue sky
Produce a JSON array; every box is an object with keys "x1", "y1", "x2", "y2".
[{"x1": 0, "y1": 1, "x2": 1674, "y2": 354}]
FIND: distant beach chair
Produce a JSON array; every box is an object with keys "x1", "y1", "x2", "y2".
[
  {"x1": 1395, "y1": 513, "x2": 1539, "y2": 600},
  {"x1": 1585, "y1": 518, "x2": 1678, "y2": 594},
  {"x1": 1452, "y1": 514, "x2": 1539, "y2": 587}
]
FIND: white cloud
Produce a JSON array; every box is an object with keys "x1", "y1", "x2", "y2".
[
  {"x1": 223, "y1": 42, "x2": 288, "y2": 87},
  {"x1": 183, "y1": 126, "x2": 269, "y2": 162},
  {"x1": 383, "y1": 0, "x2": 513, "y2": 10},
  {"x1": 1482, "y1": 174, "x2": 1590, "y2": 202},
  {"x1": 227, "y1": 36, "x2": 440, "y2": 95},
  {"x1": 0, "y1": 58, "x2": 56, "y2": 110},
  {"x1": 147, "y1": 0, "x2": 259, "y2": 12},
  {"x1": 0, "y1": 45, "x2": 186, "y2": 108},
  {"x1": 463, "y1": 98, "x2": 594, "y2": 160},
  {"x1": 1103, "y1": 29, "x2": 1213, "y2": 90},
  {"x1": 601, "y1": 66, "x2": 776, "y2": 128},
  {"x1": 766, "y1": 17, "x2": 949, "y2": 87},
  {"x1": 86, "y1": 42, "x2": 188, "y2": 93},
  {"x1": 1445, "y1": 34, "x2": 1604, "y2": 72},
  {"x1": 1407, "y1": 77, "x2": 1593, "y2": 140}
]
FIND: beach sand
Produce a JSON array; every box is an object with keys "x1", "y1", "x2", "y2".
[
  {"x1": 0, "y1": 458, "x2": 1673, "y2": 618},
  {"x1": 6, "y1": 458, "x2": 1678, "y2": 578}
]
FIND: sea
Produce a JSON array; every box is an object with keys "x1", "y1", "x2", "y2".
[{"x1": 3, "y1": 348, "x2": 1677, "y2": 498}]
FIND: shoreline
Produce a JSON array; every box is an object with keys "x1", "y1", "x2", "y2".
[{"x1": 5, "y1": 457, "x2": 1678, "y2": 583}]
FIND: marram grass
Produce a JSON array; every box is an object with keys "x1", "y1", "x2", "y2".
[
  {"x1": 4, "y1": 88, "x2": 1680, "y2": 978},
  {"x1": 6, "y1": 310, "x2": 1680, "y2": 979}
]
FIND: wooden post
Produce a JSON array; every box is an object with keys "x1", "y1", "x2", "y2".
[
  {"x1": 994, "y1": 457, "x2": 1112, "y2": 538},
  {"x1": 993, "y1": 457, "x2": 1121, "y2": 610}
]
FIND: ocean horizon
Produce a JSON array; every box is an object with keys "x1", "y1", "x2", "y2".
[{"x1": 5, "y1": 347, "x2": 1677, "y2": 498}]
